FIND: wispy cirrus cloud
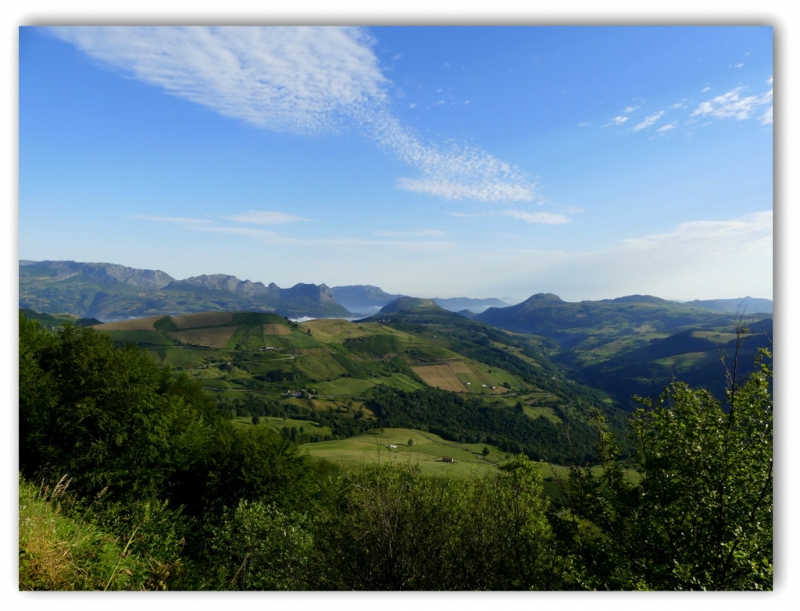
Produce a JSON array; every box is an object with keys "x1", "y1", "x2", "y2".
[
  {"x1": 449, "y1": 208, "x2": 573, "y2": 224},
  {"x1": 130, "y1": 215, "x2": 214, "y2": 226},
  {"x1": 500, "y1": 209, "x2": 571, "y2": 224},
  {"x1": 130, "y1": 213, "x2": 453, "y2": 252},
  {"x1": 632, "y1": 110, "x2": 665, "y2": 132},
  {"x1": 373, "y1": 229, "x2": 445, "y2": 238},
  {"x1": 51, "y1": 26, "x2": 536, "y2": 204},
  {"x1": 691, "y1": 83, "x2": 773, "y2": 123},
  {"x1": 222, "y1": 211, "x2": 312, "y2": 225}
]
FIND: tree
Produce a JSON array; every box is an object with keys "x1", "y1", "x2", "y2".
[
  {"x1": 563, "y1": 348, "x2": 772, "y2": 590},
  {"x1": 207, "y1": 500, "x2": 312, "y2": 590},
  {"x1": 252, "y1": 415, "x2": 261, "y2": 425},
  {"x1": 482, "y1": 447, "x2": 490, "y2": 457},
  {"x1": 408, "y1": 439, "x2": 414, "y2": 446},
  {"x1": 19, "y1": 316, "x2": 219, "y2": 502}
]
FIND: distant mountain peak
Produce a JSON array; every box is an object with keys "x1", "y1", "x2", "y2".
[{"x1": 525, "y1": 293, "x2": 564, "y2": 302}]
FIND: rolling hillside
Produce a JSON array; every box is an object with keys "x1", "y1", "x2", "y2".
[{"x1": 86, "y1": 302, "x2": 627, "y2": 464}]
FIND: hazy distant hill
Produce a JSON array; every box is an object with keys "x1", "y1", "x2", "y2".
[
  {"x1": 374, "y1": 297, "x2": 440, "y2": 315},
  {"x1": 331, "y1": 284, "x2": 507, "y2": 315},
  {"x1": 680, "y1": 297, "x2": 773, "y2": 314},
  {"x1": 20, "y1": 260, "x2": 351, "y2": 321},
  {"x1": 19, "y1": 307, "x2": 101, "y2": 329},
  {"x1": 476, "y1": 291, "x2": 771, "y2": 409},
  {"x1": 432, "y1": 296, "x2": 508, "y2": 313},
  {"x1": 576, "y1": 318, "x2": 773, "y2": 407},
  {"x1": 330, "y1": 285, "x2": 405, "y2": 315},
  {"x1": 476, "y1": 293, "x2": 732, "y2": 349}
]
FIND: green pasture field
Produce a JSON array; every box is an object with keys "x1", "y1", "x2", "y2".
[
  {"x1": 294, "y1": 353, "x2": 350, "y2": 380},
  {"x1": 691, "y1": 330, "x2": 739, "y2": 343},
  {"x1": 280, "y1": 396, "x2": 370, "y2": 417},
  {"x1": 496, "y1": 344, "x2": 544, "y2": 369},
  {"x1": 365, "y1": 373, "x2": 425, "y2": 392},
  {"x1": 524, "y1": 405, "x2": 562, "y2": 424},
  {"x1": 299, "y1": 319, "x2": 423, "y2": 346},
  {"x1": 161, "y1": 347, "x2": 220, "y2": 369},
  {"x1": 456, "y1": 360, "x2": 525, "y2": 392},
  {"x1": 579, "y1": 332, "x2": 670, "y2": 365},
  {"x1": 262, "y1": 331, "x2": 326, "y2": 350},
  {"x1": 301, "y1": 427, "x2": 637, "y2": 487},
  {"x1": 231, "y1": 312, "x2": 287, "y2": 327},
  {"x1": 105, "y1": 330, "x2": 174, "y2": 346},
  {"x1": 230, "y1": 324, "x2": 266, "y2": 351},
  {"x1": 301, "y1": 428, "x2": 505, "y2": 479},
  {"x1": 234, "y1": 416, "x2": 332, "y2": 437},
  {"x1": 224, "y1": 325, "x2": 249, "y2": 350},
  {"x1": 313, "y1": 377, "x2": 376, "y2": 397},
  {"x1": 407, "y1": 343, "x2": 463, "y2": 362},
  {"x1": 199, "y1": 378, "x2": 231, "y2": 390},
  {"x1": 654, "y1": 351, "x2": 716, "y2": 369}
]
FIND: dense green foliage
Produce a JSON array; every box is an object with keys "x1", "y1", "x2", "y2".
[
  {"x1": 310, "y1": 457, "x2": 565, "y2": 590},
  {"x1": 19, "y1": 314, "x2": 315, "y2": 515},
  {"x1": 560, "y1": 349, "x2": 773, "y2": 590}
]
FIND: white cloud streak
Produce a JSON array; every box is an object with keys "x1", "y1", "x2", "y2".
[
  {"x1": 612, "y1": 116, "x2": 628, "y2": 125},
  {"x1": 373, "y1": 229, "x2": 445, "y2": 237},
  {"x1": 130, "y1": 215, "x2": 213, "y2": 226},
  {"x1": 51, "y1": 26, "x2": 536, "y2": 203},
  {"x1": 222, "y1": 211, "x2": 311, "y2": 225},
  {"x1": 500, "y1": 209, "x2": 571, "y2": 224},
  {"x1": 632, "y1": 110, "x2": 664, "y2": 132},
  {"x1": 132, "y1": 214, "x2": 454, "y2": 252},
  {"x1": 448, "y1": 208, "x2": 572, "y2": 224},
  {"x1": 691, "y1": 85, "x2": 773, "y2": 122}
]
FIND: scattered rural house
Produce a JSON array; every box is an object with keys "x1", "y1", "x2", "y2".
[
  {"x1": 281, "y1": 390, "x2": 310, "y2": 399},
  {"x1": 387, "y1": 444, "x2": 397, "y2": 449},
  {"x1": 259, "y1": 346, "x2": 279, "y2": 351},
  {"x1": 442, "y1": 456, "x2": 454, "y2": 463}
]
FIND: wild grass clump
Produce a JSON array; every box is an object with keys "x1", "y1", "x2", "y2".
[{"x1": 19, "y1": 475, "x2": 147, "y2": 590}]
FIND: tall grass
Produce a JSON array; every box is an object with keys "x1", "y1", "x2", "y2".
[{"x1": 18, "y1": 475, "x2": 148, "y2": 590}]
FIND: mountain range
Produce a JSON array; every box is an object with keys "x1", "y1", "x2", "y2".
[
  {"x1": 20, "y1": 260, "x2": 349, "y2": 321},
  {"x1": 20, "y1": 260, "x2": 771, "y2": 334}
]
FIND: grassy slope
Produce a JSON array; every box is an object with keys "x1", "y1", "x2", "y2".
[
  {"x1": 19, "y1": 477, "x2": 148, "y2": 591},
  {"x1": 301, "y1": 428, "x2": 509, "y2": 479}
]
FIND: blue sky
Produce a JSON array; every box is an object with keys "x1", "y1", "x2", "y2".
[{"x1": 19, "y1": 25, "x2": 773, "y2": 302}]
